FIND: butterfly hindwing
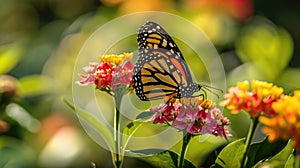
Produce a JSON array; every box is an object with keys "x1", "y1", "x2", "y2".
[{"x1": 133, "y1": 48, "x2": 182, "y2": 100}]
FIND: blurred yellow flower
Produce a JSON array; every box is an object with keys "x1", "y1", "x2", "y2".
[
  {"x1": 118, "y1": 0, "x2": 175, "y2": 14},
  {"x1": 260, "y1": 90, "x2": 300, "y2": 155},
  {"x1": 182, "y1": 0, "x2": 253, "y2": 21},
  {"x1": 100, "y1": 0, "x2": 124, "y2": 6}
]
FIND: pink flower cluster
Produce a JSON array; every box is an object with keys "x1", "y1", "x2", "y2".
[
  {"x1": 149, "y1": 101, "x2": 231, "y2": 137},
  {"x1": 77, "y1": 61, "x2": 133, "y2": 90}
]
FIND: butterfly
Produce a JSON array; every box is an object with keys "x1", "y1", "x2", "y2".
[{"x1": 133, "y1": 21, "x2": 220, "y2": 101}]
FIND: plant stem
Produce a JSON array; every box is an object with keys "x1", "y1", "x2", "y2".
[
  {"x1": 241, "y1": 117, "x2": 259, "y2": 168},
  {"x1": 113, "y1": 85, "x2": 127, "y2": 168},
  {"x1": 294, "y1": 153, "x2": 300, "y2": 168},
  {"x1": 114, "y1": 107, "x2": 121, "y2": 168},
  {"x1": 178, "y1": 132, "x2": 192, "y2": 168}
]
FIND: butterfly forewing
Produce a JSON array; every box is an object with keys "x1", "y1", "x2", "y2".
[
  {"x1": 133, "y1": 21, "x2": 201, "y2": 101},
  {"x1": 137, "y1": 21, "x2": 183, "y2": 59}
]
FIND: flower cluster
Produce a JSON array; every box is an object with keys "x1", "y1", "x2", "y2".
[
  {"x1": 259, "y1": 90, "x2": 300, "y2": 155},
  {"x1": 77, "y1": 52, "x2": 134, "y2": 91},
  {"x1": 150, "y1": 97, "x2": 231, "y2": 138},
  {"x1": 221, "y1": 80, "x2": 284, "y2": 117}
]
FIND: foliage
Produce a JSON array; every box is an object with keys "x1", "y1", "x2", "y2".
[{"x1": 1, "y1": 0, "x2": 300, "y2": 167}]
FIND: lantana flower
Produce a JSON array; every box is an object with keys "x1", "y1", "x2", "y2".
[
  {"x1": 77, "y1": 52, "x2": 134, "y2": 93},
  {"x1": 149, "y1": 97, "x2": 231, "y2": 138},
  {"x1": 76, "y1": 52, "x2": 134, "y2": 167},
  {"x1": 259, "y1": 90, "x2": 300, "y2": 155},
  {"x1": 221, "y1": 80, "x2": 284, "y2": 117}
]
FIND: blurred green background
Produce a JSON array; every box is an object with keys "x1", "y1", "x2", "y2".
[{"x1": 1, "y1": 0, "x2": 300, "y2": 167}]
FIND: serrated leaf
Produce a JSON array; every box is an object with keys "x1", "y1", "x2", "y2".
[
  {"x1": 63, "y1": 98, "x2": 115, "y2": 153},
  {"x1": 246, "y1": 137, "x2": 288, "y2": 167},
  {"x1": 215, "y1": 138, "x2": 245, "y2": 168}
]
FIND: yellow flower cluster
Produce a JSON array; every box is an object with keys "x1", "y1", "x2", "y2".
[
  {"x1": 251, "y1": 80, "x2": 284, "y2": 100},
  {"x1": 260, "y1": 90, "x2": 300, "y2": 155},
  {"x1": 222, "y1": 80, "x2": 284, "y2": 116},
  {"x1": 100, "y1": 52, "x2": 133, "y2": 65}
]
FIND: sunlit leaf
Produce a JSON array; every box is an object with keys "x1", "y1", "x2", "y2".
[
  {"x1": 235, "y1": 17, "x2": 293, "y2": 81},
  {"x1": 122, "y1": 120, "x2": 147, "y2": 157},
  {"x1": 63, "y1": 98, "x2": 115, "y2": 154},
  {"x1": 284, "y1": 154, "x2": 294, "y2": 168},
  {"x1": 18, "y1": 75, "x2": 51, "y2": 97},
  {"x1": 0, "y1": 44, "x2": 23, "y2": 74},
  {"x1": 215, "y1": 138, "x2": 245, "y2": 167}
]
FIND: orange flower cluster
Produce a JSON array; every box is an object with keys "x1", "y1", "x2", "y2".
[
  {"x1": 260, "y1": 90, "x2": 300, "y2": 155},
  {"x1": 222, "y1": 80, "x2": 283, "y2": 117}
]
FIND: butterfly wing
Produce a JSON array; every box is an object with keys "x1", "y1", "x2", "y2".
[
  {"x1": 137, "y1": 21, "x2": 183, "y2": 58},
  {"x1": 133, "y1": 48, "x2": 184, "y2": 100},
  {"x1": 133, "y1": 21, "x2": 200, "y2": 101}
]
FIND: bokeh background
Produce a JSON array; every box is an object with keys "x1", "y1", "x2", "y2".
[{"x1": 1, "y1": 0, "x2": 300, "y2": 167}]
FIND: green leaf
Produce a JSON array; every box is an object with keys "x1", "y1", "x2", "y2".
[
  {"x1": 246, "y1": 137, "x2": 288, "y2": 167},
  {"x1": 202, "y1": 144, "x2": 227, "y2": 167},
  {"x1": 135, "y1": 111, "x2": 153, "y2": 120},
  {"x1": 63, "y1": 98, "x2": 115, "y2": 153},
  {"x1": 263, "y1": 140, "x2": 294, "y2": 168},
  {"x1": 277, "y1": 68, "x2": 300, "y2": 92},
  {"x1": 284, "y1": 154, "x2": 295, "y2": 168},
  {"x1": 122, "y1": 120, "x2": 147, "y2": 157},
  {"x1": 215, "y1": 138, "x2": 245, "y2": 168},
  {"x1": 0, "y1": 136, "x2": 35, "y2": 167},
  {"x1": 127, "y1": 149, "x2": 196, "y2": 168},
  {"x1": 0, "y1": 44, "x2": 23, "y2": 74},
  {"x1": 235, "y1": 18, "x2": 293, "y2": 81},
  {"x1": 18, "y1": 75, "x2": 51, "y2": 97}
]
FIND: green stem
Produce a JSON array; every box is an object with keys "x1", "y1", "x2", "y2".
[
  {"x1": 294, "y1": 152, "x2": 300, "y2": 168},
  {"x1": 114, "y1": 108, "x2": 121, "y2": 168},
  {"x1": 178, "y1": 132, "x2": 192, "y2": 168},
  {"x1": 113, "y1": 85, "x2": 127, "y2": 168},
  {"x1": 241, "y1": 117, "x2": 259, "y2": 168}
]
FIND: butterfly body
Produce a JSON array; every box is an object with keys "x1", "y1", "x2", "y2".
[{"x1": 133, "y1": 21, "x2": 202, "y2": 101}]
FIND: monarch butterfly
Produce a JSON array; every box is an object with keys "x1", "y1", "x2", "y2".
[{"x1": 133, "y1": 21, "x2": 220, "y2": 101}]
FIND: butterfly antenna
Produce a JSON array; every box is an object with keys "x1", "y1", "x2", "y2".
[{"x1": 201, "y1": 84, "x2": 223, "y2": 99}]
